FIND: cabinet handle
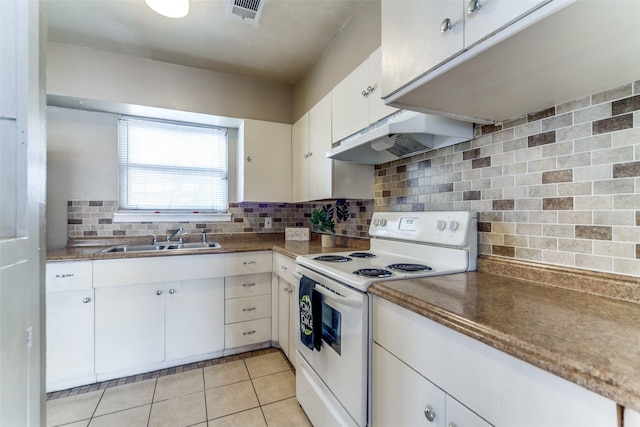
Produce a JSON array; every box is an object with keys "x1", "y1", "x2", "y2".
[
  {"x1": 242, "y1": 330, "x2": 256, "y2": 336},
  {"x1": 448, "y1": 423, "x2": 457, "y2": 427},
  {"x1": 467, "y1": 0, "x2": 481, "y2": 14},
  {"x1": 281, "y1": 265, "x2": 287, "y2": 270},
  {"x1": 242, "y1": 282, "x2": 256, "y2": 287},
  {"x1": 54, "y1": 273, "x2": 74, "y2": 278},
  {"x1": 156, "y1": 290, "x2": 162, "y2": 296},
  {"x1": 303, "y1": 151, "x2": 312, "y2": 158},
  {"x1": 243, "y1": 260, "x2": 257, "y2": 265},
  {"x1": 169, "y1": 289, "x2": 176, "y2": 294},
  {"x1": 242, "y1": 307, "x2": 257, "y2": 312},
  {"x1": 246, "y1": 156, "x2": 252, "y2": 162},
  {"x1": 424, "y1": 405, "x2": 436, "y2": 422},
  {"x1": 82, "y1": 297, "x2": 91, "y2": 303},
  {"x1": 440, "y1": 18, "x2": 452, "y2": 33},
  {"x1": 361, "y1": 85, "x2": 374, "y2": 97}
]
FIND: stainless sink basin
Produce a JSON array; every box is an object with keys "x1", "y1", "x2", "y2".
[{"x1": 97, "y1": 241, "x2": 221, "y2": 254}]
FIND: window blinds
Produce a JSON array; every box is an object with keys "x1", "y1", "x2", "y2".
[{"x1": 118, "y1": 117, "x2": 228, "y2": 212}]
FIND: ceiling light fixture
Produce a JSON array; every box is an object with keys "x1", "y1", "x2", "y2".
[{"x1": 145, "y1": 0, "x2": 189, "y2": 18}]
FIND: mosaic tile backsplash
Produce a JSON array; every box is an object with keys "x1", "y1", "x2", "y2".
[
  {"x1": 375, "y1": 81, "x2": 640, "y2": 277},
  {"x1": 67, "y1": 200, "x2": 375, "y2": 240}
]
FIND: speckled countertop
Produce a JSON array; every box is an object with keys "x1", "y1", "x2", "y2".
[
  {"x1": 369, "y1": 255, "x2": 640, "y2": 412},
  {"x1": 46, "y1": 233, "x2": 369, "y2": 261}
]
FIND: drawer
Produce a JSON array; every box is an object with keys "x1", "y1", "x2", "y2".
[
  {"x1": 225, "y1": 295, "x2": 271, "y2": 324},
  {"x1": 272, "y1": 252, "x2": 297, "y2": 285},
  {"x1": 46, "y1": 261, "x2": 93, "y2": 292},
  {"x1": 226, "y1": 251, "x2": 272, "y2": 276},
  {"x1": 225, "y1": 273, "x2": 271, "y2": 299},
  {"x1": 224, "y1": 318, "x2": 271, "y2": 348}
]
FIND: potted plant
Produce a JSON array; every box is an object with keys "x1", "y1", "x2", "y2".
[{"x1": 310, "y1": 204, "x2": 336, "y2": 247}]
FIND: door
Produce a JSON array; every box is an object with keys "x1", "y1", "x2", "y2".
[
  {"x1": 46, "y1": 290, "x2": 95, "y2": 389},
  {"x1": 165, "y1": 278, "x2": 224, "y2": 360},
  {"x1": 0, "y1": 0, "x2": 45, "y2": 425},
  {"x1": 308, "y1": 93, "x2": 332, "y2": 200},
  {"x1": 291, "y1": 113, "x2": 310, "y2": 202},
  {"x1": 277, "y1": 278, "x2": 291, "y2": 359},
  {"x1": 95, "y1": 283, "x2": 165, "y2": 375}
]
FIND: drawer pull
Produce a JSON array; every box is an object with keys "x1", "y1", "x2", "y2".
[
  {"x1": 242, "y1": 330, "x2": 256, "y2": 336},
  {"x1": 242, "y1": 283, "x2": 256, "y2": 288},
  {"x1": 281, "y1": 265, "x2": 288, "y2": 270},
  {"x1": 156, "y1": 290, "x2": 162, "y2": 296},
  {"x1": 243, "y1": 261, "x2": 257, "y2": 265},
  {"x1": 242, "y1": 307, "x2": 257, "y2": 312},
  {"x1": 82, "y1": 297, "x2": 92, "y2": 303},
  {"x1": 54, "y1": 273, "x2": 74, "y2": 278},
  {"x1": 169, "y1": 289, "x2": 176, "y2": 294}
]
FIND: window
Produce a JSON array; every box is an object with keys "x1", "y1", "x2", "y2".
[{"x1": 118, "y1": 116, "x2": 228, "y2": 215}]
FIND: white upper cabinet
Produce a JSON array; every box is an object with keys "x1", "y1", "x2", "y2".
[
  {"x1": 237, "y1": 119, "x2": 292, "y2": 203},
  {"x1": 381, "y1": 0, "x2": 465, "y2": 102},
  {"x1": 292, "y1": 94, "x2": 373, "y2": 202},
  {"x1": 331, "y1": 47, "x2": 397, "y2": 143},
  {"x1": 382, "y1": 0, "x2": 640, "y2": 123}
]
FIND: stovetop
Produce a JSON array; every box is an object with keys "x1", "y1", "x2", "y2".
[{"x1": 295, "y1": 211, "x2": 477, "y2": 292}]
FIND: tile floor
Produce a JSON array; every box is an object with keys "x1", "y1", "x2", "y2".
[{"x1": 46, "y1": 350, "x2": 311, "y2": 427}]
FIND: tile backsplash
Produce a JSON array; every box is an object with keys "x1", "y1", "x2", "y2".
[
  {"x1": 67, "y1": 200, "x2": 374, "y2": 240},
  {"x1": 375, "y1": 81, "x2": 640, "y2": 277}
]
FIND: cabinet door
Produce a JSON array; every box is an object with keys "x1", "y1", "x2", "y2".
[
  {"x1": 277, "y1": 278, "x2": 291, "y2": 360},
  {"x1": 165, "y1": 278, "x2": 224, "y2": 361},
  {"x1": 447, "y1": 396, "x2": 493, "y2": 427},
  {"x1": 287, "y1": 279, "x2": 299, "y2": 368},
  {"x1": 464, "y1": 0, "x2": 546, "y2": 47},
  {"x1": 381, "y1": 0, "x2": 464, "y2": 98},
  {"x1": 373, "y1": 343, "x2": 446, "y2": 427},
  {"x1": 308, "y1": 93, "x2": 333, "y2": 200},
  {"x1": 95, "y1": 283, "x2": 165, "y2": 375},
  {"x1": 46, "y1": 290, "x2": 95, "y2": 390},
  {"x1": 292, "y1": 113, "x2": 310, "y2": 202},
  {"x1": 238, "y1": 119, "x2": 292, "y2": 203},
  {"x1": 331, "y1": 59, "x2": 370, "y2": 142},
  {"x1": 367, "y1": 47, "x2": 398, "y2": 124}
]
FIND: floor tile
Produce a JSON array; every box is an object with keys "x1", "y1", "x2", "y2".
[
  {"x1": 47, "y1": 390, "x2": 103, "y2": 427},
  {"x1": 205, "y1": 380, "x2": 259, "y2": 420},
  {"x1": 154, "y1": 369, "x2": 204, "y2": 402},
  {"x1": 94, "y1": 379, "x2": 156, "y2": 416},
  {"x1": 149, "y1": 391, "x2": 207, "y2": 427},
  {"x1": 244, "y1": 352, "x2": 290, "y2": 378},
  {"x1": 207, "y1": 408, "x2": 266, "y2": 427},
  {"x1": 252, "y1": 371, "x2": 295, "y2": 405},
  {"x1": 204, "y1": 360, "x2": 249, "y2": 389},
  {"x1": 262, "y1": 397, "x2": 311, "y2": 427},
  {"x1": 88, "y1": 405, "x2": 150, "y2": 427}
]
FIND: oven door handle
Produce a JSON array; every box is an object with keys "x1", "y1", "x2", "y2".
[{"x1": 313, "y1": 284, "x2": 362, "y2": 308}]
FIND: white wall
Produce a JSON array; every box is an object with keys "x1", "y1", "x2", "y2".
[
  {"x1": 46, "y1": 107, "x2": 119, "y2": 249},
  {"x1": 47, "y1": 41, "x2": 294, "y2": 124}
]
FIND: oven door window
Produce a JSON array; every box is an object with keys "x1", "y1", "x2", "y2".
[{"x1": 321, "y1": 298, "x2": 341, "y2": 355}]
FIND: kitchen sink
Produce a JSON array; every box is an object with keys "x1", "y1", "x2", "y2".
[{"x1": 97, "y1": 241, "x2": 221, "y2": 253}]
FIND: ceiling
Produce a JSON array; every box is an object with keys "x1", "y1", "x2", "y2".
[{"x1": 45, "y1": 0, "x2": 365, "y2": 86}]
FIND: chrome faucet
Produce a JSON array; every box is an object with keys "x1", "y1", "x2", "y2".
[
  {"x1": 201, "y1": 229, "x2": 207, "y2": 243},
  {"x1": 167, "y1": 227, "x2": 184, "y2": 243}
]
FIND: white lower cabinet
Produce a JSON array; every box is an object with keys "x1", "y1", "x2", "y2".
[
  {"x1": 374, "y1": 343, "x2": 489, "y2": 427},
  {"x1": 46, "y1": 261, "x2": 95, "y2": 392},
  {"x1": 272, "y1": 252, "x2": 298, "y2": 366},
  {"x1": 372, "y1": 296, "x2": 618, "y2": 427},
  {"x1": 224, "y1": 252, "x2": 273, "y2": 351}
]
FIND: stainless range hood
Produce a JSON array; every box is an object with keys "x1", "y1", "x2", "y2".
[{"x1": 326, "y1": 110, "x2": 473, "y2": 164}]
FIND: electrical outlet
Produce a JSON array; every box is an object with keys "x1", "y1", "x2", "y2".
[{"x1": 264, "y1": 217, "x2": 272, "y2": 228}]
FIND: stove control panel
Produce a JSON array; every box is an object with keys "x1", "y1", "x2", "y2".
[{"x1": 369, "y1": 211, "x2": 477, "y2": 247}]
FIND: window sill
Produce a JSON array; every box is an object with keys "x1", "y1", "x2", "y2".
[{"x1": 113, "y1": 212, "x2": 232, "y2": 223}]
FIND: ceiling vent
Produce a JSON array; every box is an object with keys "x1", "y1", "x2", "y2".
[{"x1": 228, "y1": 0, "x2": 265, "y2": 24}]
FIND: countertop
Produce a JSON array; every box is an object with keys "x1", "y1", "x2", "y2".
[
  {"x1": 369, "y1": 255, "x2": 640, "y2": 412},
  {"x1": 46, "y1": 233, "x2": 370, "y2": 261}
]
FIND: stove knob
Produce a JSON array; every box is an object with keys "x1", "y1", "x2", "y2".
[
  {"x1": 380, "y1": 218, "x2": 387, "y2": 226},
  {"x1": 373, "y1": 218, "x2": 379, "y2": 226},
  {"x1": 437, "y1": 220, "x2": 446, "y2": 231},
  {"x1": 449, "y1": 221, "x2": 459, "y2": 231}
]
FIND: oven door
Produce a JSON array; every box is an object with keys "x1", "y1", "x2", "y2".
[{"x1": 294, "y1": 266, "x2": 368, "y2": 427}]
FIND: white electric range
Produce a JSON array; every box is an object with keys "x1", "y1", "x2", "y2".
[{"x1": 294, "y1": 211, "x2": 477, "y2": 427}]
